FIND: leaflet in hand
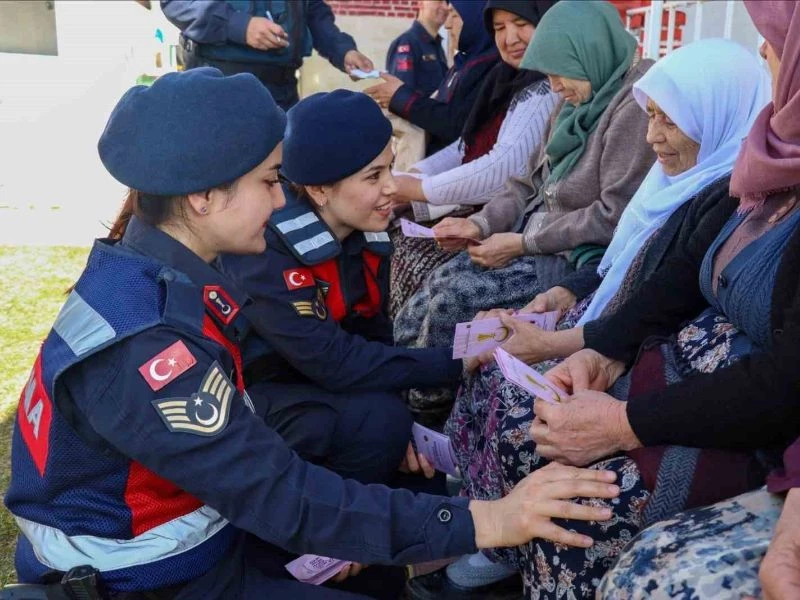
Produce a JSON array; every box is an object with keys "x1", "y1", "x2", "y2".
[
  {"x1": 493, "y1": 347, "x2": 565, "y2": 404},
  {"x1": 399, "y1": 218, "x2": 481, "y2": 245},
  {"x1": 351, "y1": 68, "x2": 382, "y2": 79},
  {"x1": 451, "y1": 311, "x2": 559, "y2": 359},
  {"x1": 411, "y1": 423, "x2": 459, "y2": 477},
  {"x1": 286, "y1": 554, "x2": 352, "y2": 585}
]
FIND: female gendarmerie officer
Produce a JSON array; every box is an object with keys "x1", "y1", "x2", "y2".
[
  {"x1": 222, "y1": 90, "x2": 461, "y2": 486},
  {"x1": 5, "y1": 69, "x2": 621, "y2": 600}
]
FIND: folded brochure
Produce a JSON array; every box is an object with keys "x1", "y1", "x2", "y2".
[
  {"x1": 493, "y1": 347, "x2": 565, "y2": 404},
  {"x1": 452, "y1": 311, "x2": 559, "y2": 359}
]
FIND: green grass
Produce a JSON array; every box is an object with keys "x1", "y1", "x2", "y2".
[{"x1": 0, "y1": 246, "x2": 89, "y2": 584}]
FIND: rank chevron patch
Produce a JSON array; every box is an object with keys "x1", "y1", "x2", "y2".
[{"x1": 151, "y1": 362, "x2": 233, "y2": 436}]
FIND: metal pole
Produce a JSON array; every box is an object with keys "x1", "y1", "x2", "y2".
[
  {"x1": 724, "y1": 0, "x2": 735, "y2": 39},
  {"x1": 645, "y1": 0, "x2": 665, "y2": 59},
  {"x1": 694, "y1": 1, "x2": 704, "y2": 42},
  {"x1": 666, "y1": 6, "x2": 677, "y2": 53}
]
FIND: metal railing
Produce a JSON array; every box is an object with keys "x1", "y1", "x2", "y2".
[{"x1": 626, "y1": 0, "x2": 742, "y2": 59}]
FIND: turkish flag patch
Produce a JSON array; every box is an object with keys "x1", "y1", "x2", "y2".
[
  {"x1": 139, "y1": 340, "x2": 197, "y2": 391},
  {"x1": 283, "y1": 268, "x2": 315, "y2": 291},
  {"x1": 397, "y1": 44, "x2": 411, "y2": 53}
]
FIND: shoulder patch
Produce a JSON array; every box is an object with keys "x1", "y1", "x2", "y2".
[
  {"x1": 397, "y1": 44, "x2": 411, "y2": 53},
  {"x1": 283, "y1": 268, "x2": 315, "y2": 291},
  {"x1": 138, "y1": 340, "x2": 197, "y2": 391},
  {"x1": 396, "y1": 58, "x2": 413, "y2": 72},
  {"x1": 291, "y1": 287, "x2": 327, "y2": 320},
  {"x1": 152, "y1": 362, "x2": 233, "y2": 436}
]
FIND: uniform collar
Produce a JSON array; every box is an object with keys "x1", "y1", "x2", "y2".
[
  {"x1": 121, "y1": 216, "x2": 247, "y2": 302},
  {"x1": 412, "y1": 20, "x2": 441, "y2": 44}
]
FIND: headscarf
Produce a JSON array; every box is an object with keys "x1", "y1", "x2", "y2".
[
  {"x1": 450, "y1": 0, "x2": 495, "y2": 70},
  {"x1": 522, "y1": 0, "x2": 636, "y2": 183},
  {"x1": 461, "y1": 0, "x2": 558, "y2": 149},
  {"x1": 578, "y1": 39, "x2": 771, "y2": 325},
  {"x1": 730, "y1": 1, "x2": 800, "y2": 211}
]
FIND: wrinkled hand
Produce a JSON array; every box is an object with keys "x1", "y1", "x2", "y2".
[
  {"x1": 364, "y1": 72, "x2": 404, "y2": 108},
  {"x1": 530, "y1": 394, "x2": 641, "y2": 466},
  {"x1": 545, "y1": 348, "x2": 625, "y2": 394},
  {"x1": 433, "y1": 217, "x2": 482, "y2": 252},
  {"x1": 470, "y1": 462, "x2": 620, "y2": 549},
  {"x1": 246, "y1": 17, "x2": 290, "y2": 50},
  {"x1": 520, "y1": 286, "x2": 577, "y2": 317},
  {"x1": 392, "y1": 174, "x2": 424, "y2": 207},
  {"x1": 468, "y1": 233, "x2": 524, "y2": 269},
  {"x1": 332, "y1": 562, "x2": 366, "y2": 583},
  {"x1": 399, "y1": 442, "x2": 435, "y2": 478},
  {"x1": 761, "y1": 489, "x2": 800, "y2": 600},
  {"x1": 344, "y1": 50, "x2": 375, "y2": 79}
]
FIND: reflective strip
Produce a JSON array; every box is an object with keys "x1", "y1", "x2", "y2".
[
  {"x1": 15, "y1": 505, "x2": 229, "y2": 572},
  {"x1": 52, "y1": 291, "x2": 116, "y2": 357},
  {"x1": 294, "y1": 232, "x2": 335, "y2": 256},
  {"x1": 275, "y1": 212, "x2": 318, "y2": 234},
  {"x1": 364, "y1": 232, "x2": 390, "y2": 244}
]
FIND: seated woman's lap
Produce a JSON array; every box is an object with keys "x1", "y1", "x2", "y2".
[
  {"x1": 597, "y1": 487, "x2": 781, "y2": 599},
  {"x1": 394, "y1": 253, "x2": 542, "y2": 349}
]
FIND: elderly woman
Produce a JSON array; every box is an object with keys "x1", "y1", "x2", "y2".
[
  {"x1": 410, "y1": 37, "x2": 770, "y2": 599},
  {"x1": 478, "y1": 1, "x2": 800, "y2": 596},
  {"x1": 395, "y1": 0, "x2": 654, "y2": 423},
  {"x1": 594, "y1": 3, "x2": 800, "y2": 598},
  {"x1": 387, "y1": 0, "x2": 560, "y2": 319}
]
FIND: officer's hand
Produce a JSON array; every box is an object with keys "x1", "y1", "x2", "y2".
[
  {"x1": 399, "y1": 442, "x2": 435, "y2": 478},
  {"x1": 364, "y1": 73, "x2": 404, "y2": 109},
  {"x1": 246, "y1": 17, "x2": 290, "y2": 51},
  {"x1": 344, "y1": 50, "x2": 375, "y2": 80},
  {"x1": 331, "y1": 562, "x2": 366, "y2": 583},
  {"x1": 469, "y1": 462, "x2": 619, "y2": 549}
]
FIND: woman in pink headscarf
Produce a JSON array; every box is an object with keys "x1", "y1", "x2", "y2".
[{"x1": 597, "y1": 2, "x2": 800, "y2": 598}]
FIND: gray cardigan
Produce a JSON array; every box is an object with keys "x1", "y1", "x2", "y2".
[{"x1": 469, "y1": 59, "x2": 656, "y2": 256}]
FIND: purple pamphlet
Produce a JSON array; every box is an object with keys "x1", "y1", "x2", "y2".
[
  {"x1": 493, "y1": 347, "x2": 565, "y2": 404},
  {"x1": 286, "y1": 554, "x2": 352, "y2": 585},
  {"x1": 451, "y1": 311, "x2": 559, "y2": 359},
  {"x1": 411, "y1": 423, "x2": 459, "y2": 477}
]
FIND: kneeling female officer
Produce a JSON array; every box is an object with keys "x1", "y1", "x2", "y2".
[
  {"x1": 6, "y1": 69, "x2": 620, "y2": 599},
  {"x1": 223, "y1": 90, "x2": 461, "y2": 485}
]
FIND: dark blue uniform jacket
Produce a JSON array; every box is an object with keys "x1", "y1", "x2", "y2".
[
  {"x1": 161, "y1": 0, "x2": 356, "y2": 69},
  {"x1": 386, "y1": 20, "x2": 447, "y2": 97},
  {"x1": 6, "y1": 217, "x2": 476, "y2": 595},
  {"x1": 222, "y1": 189, "x2": 462, "y2": 392}
]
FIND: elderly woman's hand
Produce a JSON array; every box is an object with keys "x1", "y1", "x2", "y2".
[
  {"x1": 364, "y1": 73, "x2": 404, "y2": 109},
  {"x1": 759, "y1": 488, "x2": 800, "y2": 600},
  {"x1": 546, "y1": 348, "x2": 625, "y2": 393},
  {"x1": 433, "y1": 217, "x2": 482, "y2": 252},
  {"x1": 519, "y1": 286, "x2": 577, "y2": 316},
  {"x1": 468, "y1": 233, "x2": 524, "y2": 268},
  {"x1": 530, "y1": 393, "x2": 642, "y2": 466}
]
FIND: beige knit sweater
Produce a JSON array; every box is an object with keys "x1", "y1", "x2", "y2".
[{"x1": 469, "y1": 58, "x2": 656, "y2": 256}]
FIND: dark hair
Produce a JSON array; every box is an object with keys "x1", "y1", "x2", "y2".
[{"x1": 108, "y1": 181, "x2": 237, "y2": 240}]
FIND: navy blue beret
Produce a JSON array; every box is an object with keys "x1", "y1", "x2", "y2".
[
  {"x1": 98, "y1": 67, "x2": 286, "y2": 196},
  {"x1": 282, "y1": 90, "x2": 393, "y2": 185}
]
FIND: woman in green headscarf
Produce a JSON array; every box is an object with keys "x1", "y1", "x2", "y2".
[{"x1": 394, "y1": 0, "x2": 655, "y2": 425}]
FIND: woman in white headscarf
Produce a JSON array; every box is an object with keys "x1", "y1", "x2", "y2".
[{"x1": 429, "y1": 38, "x2": 771, "y2": 599}]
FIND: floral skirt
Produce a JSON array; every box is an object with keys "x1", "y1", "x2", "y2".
[
  {"x1": 598, "y1": 487, "x2": 782, "y2": 599},
  {"x1": 445, "y1": 307, "x2": 757, "y2": 598}
]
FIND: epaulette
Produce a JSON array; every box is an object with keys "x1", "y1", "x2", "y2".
[{"x1": 269, "y1": 185, "x2": 392, "y2": 265}]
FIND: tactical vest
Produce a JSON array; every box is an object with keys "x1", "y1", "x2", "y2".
[
  {"x1": 270, "y1": 188, "x2": 392, "y2": 323},
  {"x1": 6, "y1": 240, "x2": 249, "y2": 592},
  {"x1": 198, "y1": 0, "x2": 313, "y2": 67}
]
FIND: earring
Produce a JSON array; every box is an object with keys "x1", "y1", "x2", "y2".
[{"x1": 200, "y1": 206, "x2": 208, "y2": 214}]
